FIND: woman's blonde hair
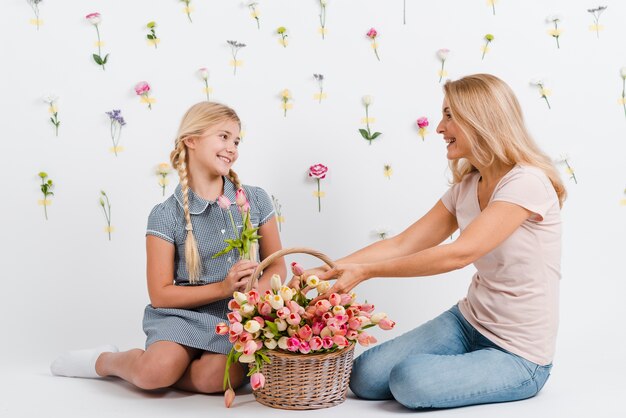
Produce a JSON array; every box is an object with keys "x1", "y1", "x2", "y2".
[
  {"x1": 170, "y1": 102, "x2": 243, "y2": 283},
  {"x1": 443, "y1": 73, "x2": 566, "y2": 207}
]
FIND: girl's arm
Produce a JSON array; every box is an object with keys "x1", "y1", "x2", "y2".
[
  {"x1": 254, "y1": 217, "x2": 286, "y2": 294},
  {"x1": 146, "y1": 235, "x2": 258, "y2": 309},
  {"x1": 315, "y1": 201, "x2": 531, "y2": 298}
]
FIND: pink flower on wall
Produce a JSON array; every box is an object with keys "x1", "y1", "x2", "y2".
[
  {"x1": 134, "y1": 81, "x2": 153, "y2": 109},
  {"x1": 366, "y1": 28, "x2": 380, "y2": 61},
  {"x1": 416, "y1": 117, "x2": 429, "y2": 141},
  {"x1": 85, "y1": 12, "x2": 109, "y2": 70},
  {"x1": 309, "y1": 164, "x2": 328, "y2": 212}
]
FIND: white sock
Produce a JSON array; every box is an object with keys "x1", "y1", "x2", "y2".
[{"x1": 50, "y1": 345, "x2": 119, "y2": 378}]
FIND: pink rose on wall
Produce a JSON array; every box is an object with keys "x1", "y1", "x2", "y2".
[
  {"x1": 416, "y1": 117, "x2": 429, "y2": 141},
  {"x1": 366, "y1": 28, "x2": 381, "y2": 61},
  {"x1": 134, "y1": 81, "x2": 153, "y2": 109},
  {"x1": 309, "y1": 164, "x2": 328, "y2": 212}
]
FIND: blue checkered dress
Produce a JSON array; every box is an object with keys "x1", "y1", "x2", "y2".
[{"x1": 143, "y1": 176, "x2": 275, "y2": 354}]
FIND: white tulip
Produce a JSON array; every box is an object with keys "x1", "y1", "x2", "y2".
[
  {"x1": 270, "y1": 274, "x2": 282, "y2": 292},
  {"x1": 238, "y1": 353, "x2": 255, "y2": 363},
  {"x1": 620, "y1": 67, "x2": 626, "y2": 79},
  {"x1": 437, "y1": 48, "x2": 450, "y2": 61},
  {"x1": 269, "y1": 294, "x2": 284, "y2": 310},
  {"x1": 233, "y1": 291, "x2": 247, "y2": 305},
  {"x1": 370, "y1": 312, "x2": 388, "y2": 324},
  {"x1": 264, "y1": 339, "x2": 278, "y2": 349},
  {"x1": 244, "y1": 320, "x2": 261, "y2": 333},
  {"x1": 280, "y1": 286, "x2": 294, "y2": 301},
  {"x1": 275, "y1": 318, "x2": 288, "y2": 331},
  {"x1": 362, "y1": 95, "x2": 373, "y2": 106},
  {"x1": 316, "y1": 281, "x2": 331, "y2": 294},
  {"x1": 278, "y1": 336, "x2": 289, "y2": 350}
]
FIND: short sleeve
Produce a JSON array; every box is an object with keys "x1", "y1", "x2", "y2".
[
  {"x1": 440, "y1": 184, "x2": 459, "y2": 216},
  {"x1": 251, "y1": 186, "x2": 275, "y2": 226},
  {"x1": 491, "y1": 168, "x2": 556, "y2": 222},
  {"x1": 146, "y1": 203, "x2": 177, "y2": 243}
]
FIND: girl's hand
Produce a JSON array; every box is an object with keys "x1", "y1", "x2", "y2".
[
  {"x1": 310, "y1": 263, "x2": 367, "y2": 304},
  {"x1": 221, "y1": 260, "x2": 258, "y2": 297}
]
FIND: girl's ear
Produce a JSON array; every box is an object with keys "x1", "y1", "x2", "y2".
[{"x1": 183, "y1": 135, "x2": 197, "y2": 149}]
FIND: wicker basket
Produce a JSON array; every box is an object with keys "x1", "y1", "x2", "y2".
[{"x1": 245, "y1": 247, "x2": 355, "y2": 410}]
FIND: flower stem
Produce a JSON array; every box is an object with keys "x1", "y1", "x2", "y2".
[
  {"x1": 95, "y1": 25, "x2": 105, "y2": 70},
  {"x1": 482, "y1": 41, "x2": 488, "y2": 60},
  {"x1": 403, "y1": 0, "x2": 406, "y2": 24},
  {"x1": 204, "y1": 80, "x2": 210, "y2": 101},
  {"x1": 622, "y1": 79, "x2": 626, "y2": 119},
  {"x1": 373, "y1": 45, "x2": 380, "y2": 61},
  {"x1": 317, "y1": 179, "x2": 321, "y2": 212},
  {"x1": 318, "y1": 87, "x2": 323, "y2": 104},
  {"x1": 439, "y1": 60, "x2": 445, "y2": 82}
]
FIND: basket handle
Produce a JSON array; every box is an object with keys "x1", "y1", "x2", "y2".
[{"x1": 245, "y1": 247, "x2": 336, "y2": 292}]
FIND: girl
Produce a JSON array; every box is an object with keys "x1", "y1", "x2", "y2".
[
  {"x1": 308, "y1": 74, "x2": 564, "y2": 409},
  {"x1": 51, "y1": 102, "x2": 285, "y2": 394}
]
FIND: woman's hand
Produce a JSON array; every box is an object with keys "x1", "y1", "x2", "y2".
[
  {"x1": 310, "y1": 263, "x2": 368, "y2": 304},
  {"x1": 220, "y1": 260, "x2": 258, "y2": 297},
  {"x1": 286, "y1": 266, "x2": 329, "y2": 291}
]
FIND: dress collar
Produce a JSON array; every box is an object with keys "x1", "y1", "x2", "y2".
[{"x1": 174, "y1": 176, "x2": 239, "y2": 215}]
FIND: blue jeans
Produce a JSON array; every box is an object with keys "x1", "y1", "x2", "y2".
[{"x1": 350, "y1": 305, "x2": 552, "y2": 409}]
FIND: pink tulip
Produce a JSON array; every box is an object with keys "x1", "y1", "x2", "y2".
[
  {"x1": 85, "y1": 12, "x2": 101, "y2": 25},
  {"x1": 298, "y1": 325, "x2": 313, "y2": 341},
  {"x1": 224, "y1": 387, "x2": 236, "y2": 407},
  {"x1": 217, "y1": 195, "x2": 231, "y2": 210},
  {"x1": 340, "y1": 294, "x2": 353, "y2": 305},
  {"x1": 287, "y1": 313, "x2": 301, "y2": 326},
  {"x1": 315, "y1": 299, "x2": 331, "y2": 313},
  {"x1": 329, "y1": 293, "x2": 342, "y2": 307},
  {"x1": 287, "y1": 300, "x2": 303, "y2": 315},
  {"x1": 346, "y1": 329, "x2": 359, "y2": 340},
  {"x1": 134, "y1": 81, "x2": 150, "y2": 96},
  {"x1": 360, "y1": 303, "x2": 375, "y2": 314},
  {"x1": 253, "y1": 316, "x2": 266, "y2": 328},
  {"x1": 276, "y1": 307, "x2": 291, "y2": 319},
  {"x1": 322, "y1": 336, "x2": 334, "y2": 349},
  {"x1": 227, "y1": 311, "x2": 242, "y2": 324},
  {"x1": 258, "y1": 302, "x2": 272, "y2": 316},
  {"x1": 228, "y1": 299, "x2": 240, "y2": 310},
  {"x1": 311, "y1": 321, "x2": 324, "y2": 335},
  {"x1": 366, "y1": 28, "x2": 378, "y2": 39},
  {"x1": 238, "y1": 332, "x2": 252, "y2": 343},
  {"x1": 320, "y1": 326, "x2": 332, "y2": 338},
  {"x1": 243, "y1": 340, "x2": 258, "y2": 355},
  {"x1": 357, "y1": 332, "x2": 378, "y2": 347},
  {"x1": 299, "y1": 341, "x2": 311, "y2": 354},
  {"x1": 230, "y1": 322, "x2": 243, "y2": 335},
  {"x1": 247, "y1": 289, "x2": 260, "y2": 305},
  {"x1": 417, "y1": 117, "x2": 429, "y2": 129},
  {"x1": 378, "y1": 318, "x2": 396, "y2": 330},
  {"x1": 321, "y1": 312, "x2": 332, "y2": 322},
  {"x1": 250, "y1": 373, "x2": 265, "y2": 390},
  {"x1": 286, "y1": 337, "x2": 301, "y2": 352},
  {"x1": 291, "y1": 262, "x2": 304, "y2": 276},
  {"x1": 333, "y1": 314, "x2": 348, "y2": 325},
  {"x1": 310, "y1": 336, "x2": 323, "y2": 351},
  {"x1": 241, "y1": 202, "x2": 250, "y2": 213},
  {"x1": 216, "y1": 322, "x2": 229, "y2": 335},
  {"x1": 235, "y1": 188, "x2": 248, "y2": 207},
  {"x1": 333, "y1": 335, "x2": 350, "y2": 348}
]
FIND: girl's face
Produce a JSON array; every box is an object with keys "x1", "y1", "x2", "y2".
[
  {"x1": 436, "y1": 98, "x2": 471, "y2": 161},
  {"x1": 187, "y1": 119, "x2": 241, "y2": 177}
]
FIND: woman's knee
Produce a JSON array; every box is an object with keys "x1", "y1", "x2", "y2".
[
  {"x1": 388, "y1": 356, "x2": 436, "y2": 409},
  {"x1": 349, "y1": 354, "x2": 393, "y2": 400}
]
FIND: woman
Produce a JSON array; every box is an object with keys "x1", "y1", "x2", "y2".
[{"x1": 312, "y1": 74, "x2": 565, "y2": 409}]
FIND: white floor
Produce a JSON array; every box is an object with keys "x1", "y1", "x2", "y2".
[{"x1": 1, "y1": 357, "x2": 620, "y2": 418}]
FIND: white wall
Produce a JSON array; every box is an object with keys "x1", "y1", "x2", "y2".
[{"x1": 2, "y1": 0, "x2": 625, "y2": 373}]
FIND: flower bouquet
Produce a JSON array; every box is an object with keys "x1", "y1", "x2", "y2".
[
  {"x1": 216, "y1": 247, "x2": 395, "y2": 410},
  {"x1": 213, "y1": 188, "x2": 261, "y2": 262}
]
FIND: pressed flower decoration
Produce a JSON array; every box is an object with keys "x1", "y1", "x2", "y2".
[
  {"x1": 374, "y1": 227, "x2": 390, "y2": 239},
  {"x1": 437, "y1": 48, "x2": 450, "y2": 82},
  {"x1": 488, "y1": 0, "x2": 497, "y2": 15},
  {"x1": 216, "y1": 265, "x2": 395, "y2": 407},
  {"x1": 181, "y1": 0, "x2": 193, "y2": 23},
  {"x1": 105, "y1": 109, "x2": 126, "y2": 156},
  {"x1": 587, "y1": 6, "x2": 607, "y2": 39},
  {"x1": 619, "y1": 67, "x2": 626, "y2": 116},
  {"x1": 280, "y1": 89, "x2": 292, "y2": 117},
  {"x1": 99, "y1": 190, "x2": 113, "y2": 240},
  {"x1": 383, "y1": 164, "x2": 393, "y2": 180},
  {"x1": 134, "y1": 81, "x2": 154, "y2": 110},
  {"x1": 27, "y1": 0, "x2": 43, "y2": 30},
  {"x1": 621, "y1": 187, "x2": 626, "y2": 206},
  {"x1": 556, "y1": 154, "x2": 577, "y2": 184},
  {"x1": 85, "y1": 12, "x2": 109, "y2": 70},
  {"x1": 416, "y1": 117, "x2": 429, "y2": 141},
  {"x1": 366, "y1": 28, "x2": 381, "y2": 61},
  {"x1": 245, "y1": 2, "x2": 261, "y2": 29},
  {"x1": 403, "y1": 0, "x2": 406, "y2": 24},
  {"x1": 318, "y1": 0, "x2": 327, "y2": 39},
  {"x1": 276, "y1": 27, "x2": 288, "y2": 47},
  {"x1": 530, "y1": 79, "x2": 551, "y2": 109},
  {"x1": 146, "y1": 21, "x2": 159, "y2": 48},
  {"x1": 227, "y1": 40, "x2": 246, "y2": 75},
  {"x1": 546, "y1": 15, "x2": 562, "y2": 49},
  {"x1": 198, "y1": 68, "x2": 211, "y2": 101},
  {"x1": 313, "y1": 74, "x2": 325, "y2": 103},
  {"x1": 309, "y1": 164, "x2": 328, "y2": 212},
  {"x1": 271, "y1": 195, "x2": 284, "y2": 232},
  {"x1": 359, "y1": 95, "x2": 382, "y2": 145},
  {"x1": 38, "y1": 171, "x2": 54, "y2": 220},
  {"x1": 482, "y1": 34, "x2": 494, "y2": 60},
  {"x1": 156, "y1": 163, "x2": 172, "y2": 196},
  {"x1": 43, "y1": 94, "x2": 60, "y2": 136},
  {"x1": 213, "y1": 189, "x2": 261, "y2": 262}
]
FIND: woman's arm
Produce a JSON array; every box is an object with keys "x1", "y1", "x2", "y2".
[
  {"x1": 254, "y1": 217, "x2": 286, "y2": 294},
  {"x1": 315, "y1": 201, "x2": 531, "y2": 297},
  {"x1": 146, "y1": 235, "x2": 258, "y2": 309}
]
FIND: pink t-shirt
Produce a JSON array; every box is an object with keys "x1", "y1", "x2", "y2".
[{"x1": 441, "y1": 165, "x2": 561, "y2": 365}]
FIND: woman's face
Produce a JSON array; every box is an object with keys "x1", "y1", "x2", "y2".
[
  {"x1": 186, "y1": 119, "x2": 241, "y2": 177},
  {"x1": 436, "y1": 97, "x2": 471, "y2": 161}
]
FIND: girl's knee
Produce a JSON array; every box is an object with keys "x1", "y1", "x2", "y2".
[{"x1": 132, "y1": 357, "x2": 185, "y2": 390}]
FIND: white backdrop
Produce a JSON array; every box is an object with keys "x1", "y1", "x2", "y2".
[{"x1": 1, "y1": 0, "x2": 625, "y2": 387}]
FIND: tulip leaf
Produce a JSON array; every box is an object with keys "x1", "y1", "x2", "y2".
[{"x1": 265, "y1": 321, "x2": 279, "y2": 335}]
